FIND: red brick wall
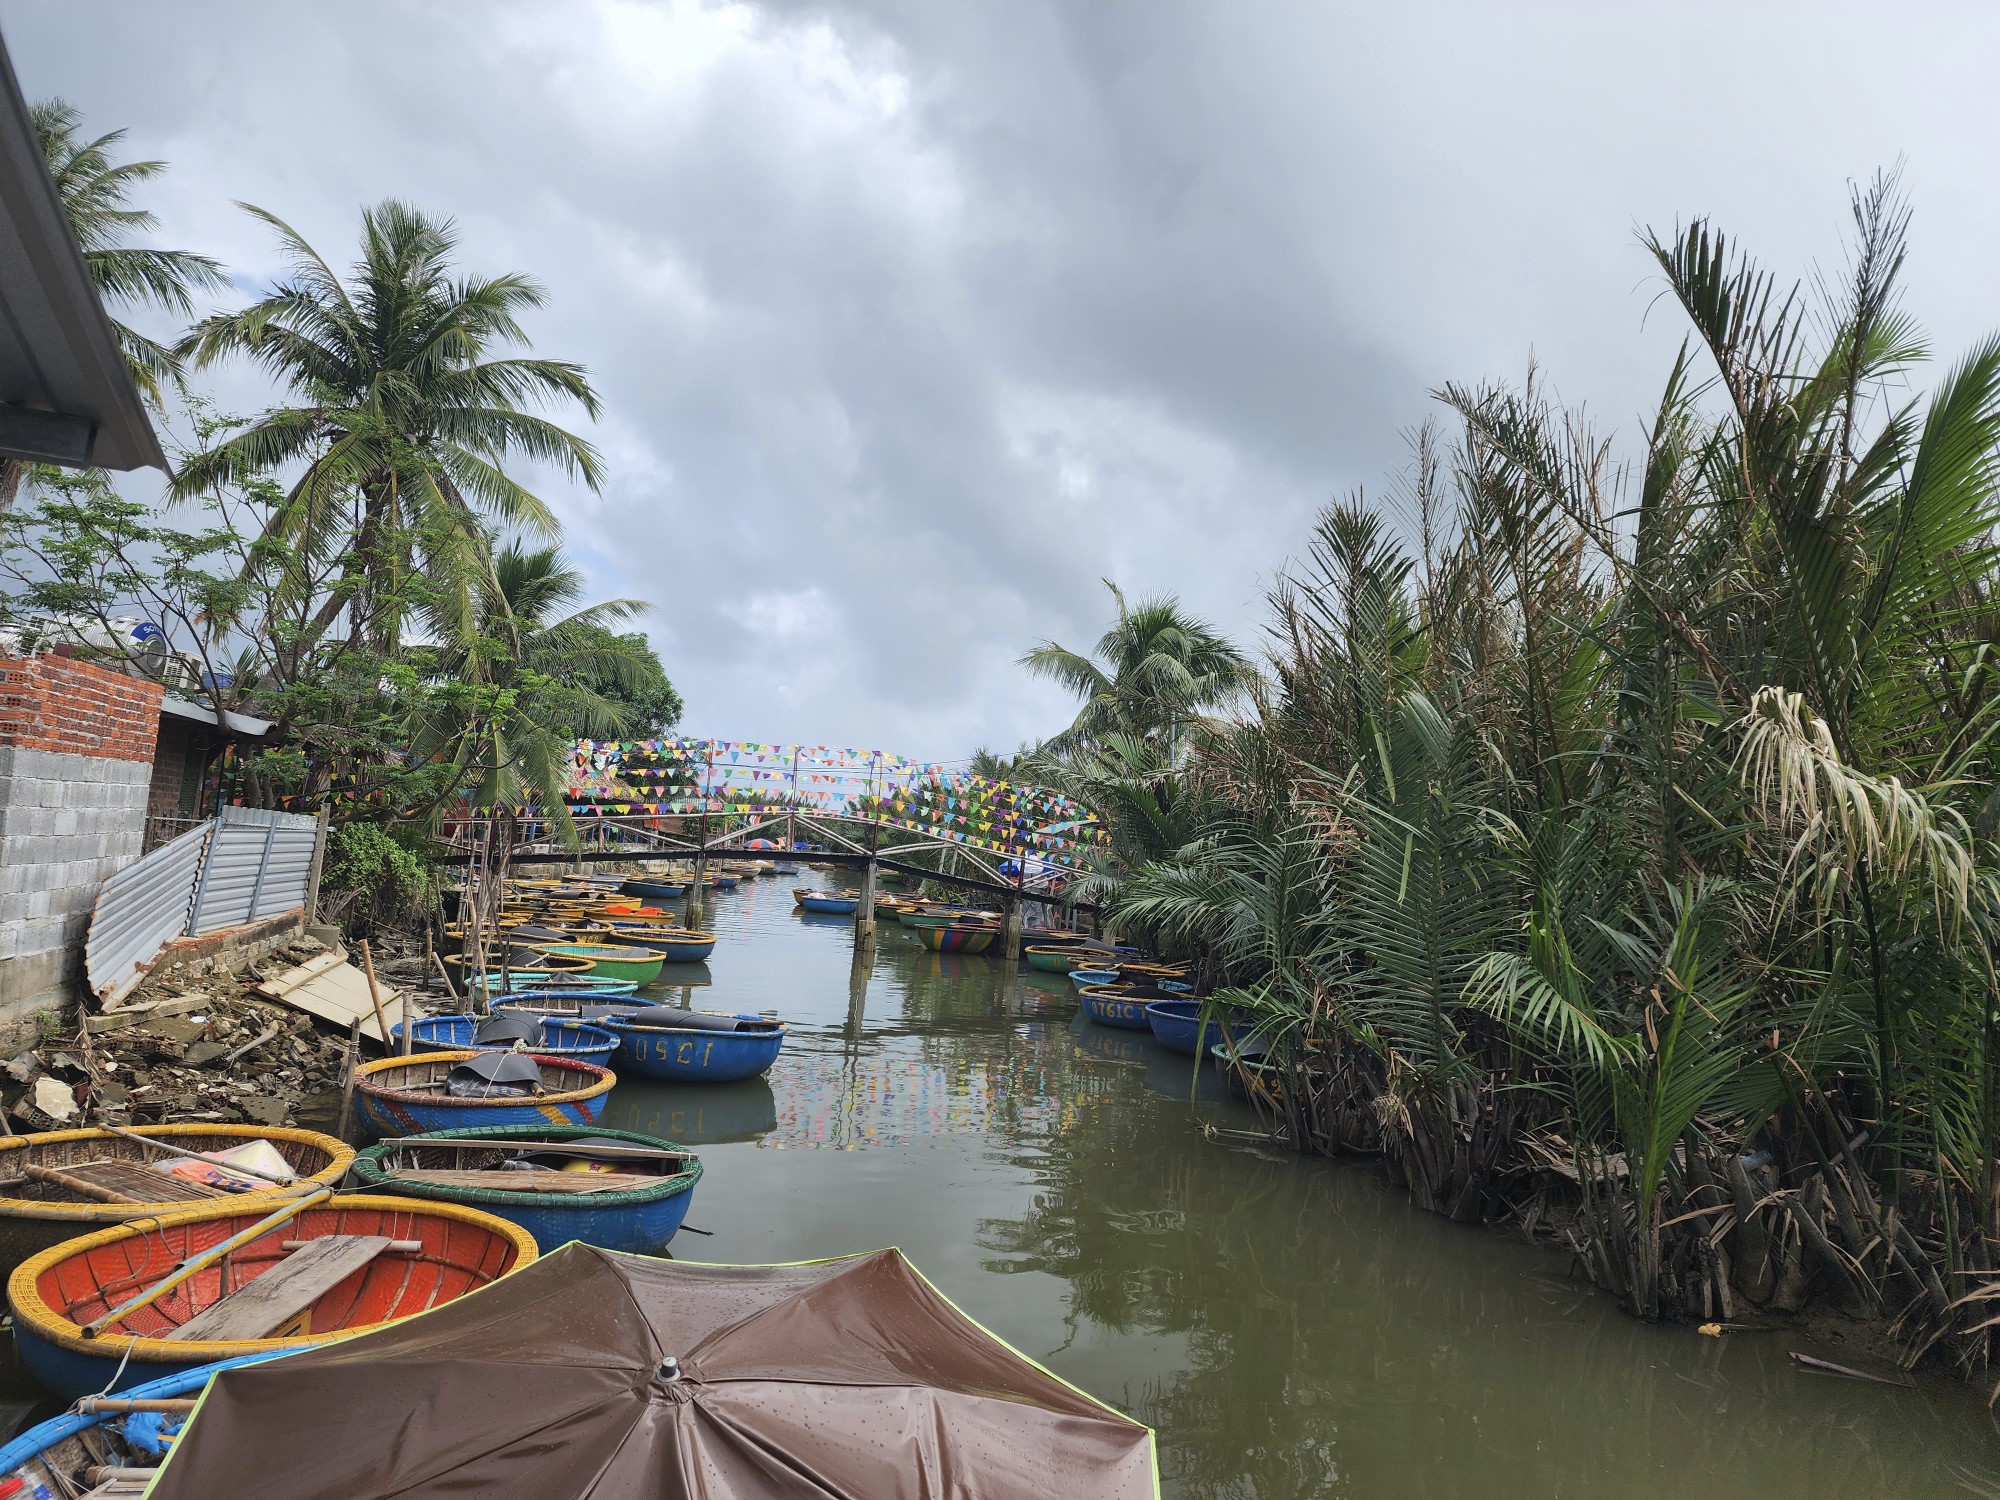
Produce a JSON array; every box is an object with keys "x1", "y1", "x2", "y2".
[
  {"x1": 0, "y1": 653, "x2": 163, "y2": 763},
  {"x1": 147, "y1": 718, "x2": 195, "y2": 820}
]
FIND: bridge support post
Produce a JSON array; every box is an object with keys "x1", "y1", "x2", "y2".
[
  {"x1": 1002, "y1": 898, "x2": 1023, "y2": 961},
  {"x1": 855, "y1": 857, "x2": 878, "y2": 944}
]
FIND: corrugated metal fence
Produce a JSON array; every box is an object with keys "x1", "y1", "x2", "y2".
[{"x1": 86, "y1": 805, "x2": 321, "y2": 1005}]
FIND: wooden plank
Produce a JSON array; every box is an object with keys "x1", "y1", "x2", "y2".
[
  {"x1": 82, "y1": 1472, "x2": 157, "y2": 1497},
  {"x1": 255, "y1": 957, "x2": 398, "y2": 1034},
  {"x1": 164, "y1": 1236, "x2": 396, "y2": 1343},
  {"x1": 387, "y1": 1169, "x2": 648, "y2": 1194},
  {"x1": 87, "y1": 996, "x2": 214, "y2": 1032}
]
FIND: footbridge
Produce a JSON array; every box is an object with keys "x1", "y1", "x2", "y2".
[{"x1": 441, "y1": 737, "x2": 1107, "y2": 948}]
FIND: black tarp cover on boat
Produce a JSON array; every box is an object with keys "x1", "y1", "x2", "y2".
[{"x1": 145, "y1": 1242, "x2": 1160, "y2": 1499}]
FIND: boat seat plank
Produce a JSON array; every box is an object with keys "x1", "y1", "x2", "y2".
[
  {"x1": 388, "y1": 1169, "x2": 649, "y2": 1194},
  {"x1": 164, "y1": 1236, "x2": 397, "y2": 1342},
  {"x1": 83, "y1": 1476, "x2": 156, "y2": 1498}
]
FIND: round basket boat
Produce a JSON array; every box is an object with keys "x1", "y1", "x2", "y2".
[
  {"x1": 7, "y1": 1195, "x2": 535, "y2": 1400},
  {"x1": 1079, "y1": 985, "x2": 1154, "y2": 1031},
  {"x1": 596, "y1": 1013, "x2": 786, "y2": 1083},
  {"x1": 0, "y1": 1349, "x2": 288, "y2": 1496},
  {"x1": 532, "y1": 943, "x2": 665, "y2": 987},
  {"x1": 1024, "y1": 945, "x2": 1082, "y2": 972},
  {"x1": 391, "y1": 1015, "x2": 619, "y2": 1065},
  {"x1": 917, "y1": 923, "x2": 997, "y2": 955},
  {"x1": 0, "y1": 1125, "x2": 355, "y2": 1270},
  {"x1": 353, "y1": 1052, "x2": 616, "y2": 1138},
  {"x1": 351, "y1": 1124, "x2": 703, "y2": 1254},
  {"x1": 467, "y1": 969, "x2": 640, "y2": 998},
  {"x1": 442, "y1": 949, "x2": 592, "y2": 980},
  {"x1": 794, "y1": 891, "x2": 858, "y2": 915},
  {"x1": 491, "y1": 994, "x2": 649, "y2": 1024},
  {"x1": 1144, "y1": 999, "x2": 1239, "y2": 1057},
  {"x1": 640, "y1": 936, "x2": 720, "y2": 968},
  {"x1": 1069, "y1": 967, "x2": 1121, "y2": 990},
  {"x1": 620, "y1": 877, "x2": 689, "y2": 901}
]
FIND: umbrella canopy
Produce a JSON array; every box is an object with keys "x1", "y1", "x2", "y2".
[{"x1": 146, "y1": 1243, "x2": 1158, "y2": 1499}]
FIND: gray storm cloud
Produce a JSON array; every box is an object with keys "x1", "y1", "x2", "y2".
[{"x1": 3, "y1": 0, "x2": 1993, "y2": 757}]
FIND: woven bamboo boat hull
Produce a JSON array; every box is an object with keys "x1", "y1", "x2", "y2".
[
  {"x1": 8, "y1": 1196, "x2": 534, "y2": 1400},
  {"x1": 0, "y1": 1126, "x2": 354, "y2": 1274},
  {"x1": 917, "y1": 925, "x2": 997, "y2": 954},
  {"x1": 354, "y1": 1052, "x2": 615, "y2": 1138},
  {"x1": 602, "y1": 1016, "x2": 786, "y2": 1083},
  {"x1": 395, "y1": 1015, "x2": 619, "y2": 1065},
  {"x1": 1080, "y1": 987, "x2": 1152, "y2": 1030},
  {"x1": 352, "y1": 1125, "x2": 702, "y2": 1254}
]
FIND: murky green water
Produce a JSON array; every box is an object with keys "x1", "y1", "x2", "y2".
[{"x1": 599, "y1": 871, "x2": 2000, "y2": 1498}]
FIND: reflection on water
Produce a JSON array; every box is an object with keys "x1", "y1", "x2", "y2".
[
  {"x1": 598, "y1": 1076, "x2": 777, "y2": 1144},
  {"x1": 608, "y1": 873, "x2": 2000, "y2": 1497}
]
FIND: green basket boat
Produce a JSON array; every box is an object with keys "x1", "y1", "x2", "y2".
[
  {"x1": 533, "y1": 943, "x2": 665, "y2": 987},
  {"x1": 1024, "y1": 945, "x2": 1083, "y2": 972}
]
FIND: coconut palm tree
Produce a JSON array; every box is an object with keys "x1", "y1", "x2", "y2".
[
  {"x1": 414, "y1": 541, "x2": 653, "y2": 838},
  {"x1": 1022, "y1": 582, "x2": 1254, "y2": 754},
  {"x1": 172, "y1": 200, "x2": 603, "y2": 655},
  {"x1": 0, "y1": 101, "x2": 227, "y2": 510}
]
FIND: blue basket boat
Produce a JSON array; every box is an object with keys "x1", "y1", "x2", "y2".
[
  {"x1": 620, "y1": 877, "x2": 689, "y2": 900},
  {"x1": 392, "y1": 1014, "x2": 619, "y2": 1065},
  {"x1": 611, "y1": 928, "x2": 717, "y2": 963},
  {"x1": 466, "y1": 970, "x2": 641, "y2": 998},
  {"x1": 794, "y1": 890, "x2": 859, "y2": 915},
  {"x1": 1143, "y1": 999, "x2": 1237, "y2": 1057},
  {"x1": 1078, "y1": 985, "x2": 1155, "y2": 1031},
  {"x1": 0, "y1": 1350, "x2": 291, "y2": 1493},
  {"x1": 491, "y1": 993, "x2": 649, "y2": 1025},
  {"x1": 598, "y1": 1013, "x2": 786, "y2": 1083},
  {"x1": 353, "y1": 1051, "x2": 615, "y2": 1138},
  {"x1": 351, "y1": 1124, "x2": 702, "y2": 1255},
  {"x1": 640, "y1": 936, "x2": 720, "y2": 968},
  {"x1": 1069, "y1": 967, "x2": 1120, "y2": 990}
]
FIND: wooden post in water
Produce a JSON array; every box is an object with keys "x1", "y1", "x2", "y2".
[
  {"x1": 855, "y1": 857, "x2": 878, "y2": 945},
  {"x1": 689, "y1": 748, "x2": 712, "y2": 925},
  {"x1": 1002, "y1": 896, "x2": 1024, "y2": 961},
  {"x1": 846, "y1": 942, "x2": 871, "y2": 1034}
]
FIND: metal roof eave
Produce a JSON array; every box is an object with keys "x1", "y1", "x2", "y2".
[
  {"x1": 0, "y1": 32, "x2": 167, "y2": 473},
  {"x1": 160, "y1": 692, "x2": 272, "y2": 739}
]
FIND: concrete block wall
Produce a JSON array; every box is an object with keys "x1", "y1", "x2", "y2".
[{"x1": 0, "y1": 654, "x2": 163, "y2": 1031}]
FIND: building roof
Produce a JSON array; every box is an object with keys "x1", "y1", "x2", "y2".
[
  {"x1": 160, "y1": 693, "x2": 272, "y2": 739},
  {"x1": 0, "y1": 34, "x2": 166, "y2": 471}
]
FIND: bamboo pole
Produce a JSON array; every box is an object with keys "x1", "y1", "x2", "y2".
[
  {"x1": 335, "y1": 1018, "x2": 360, "y2": 1141},
  {"x1": 81, "y1": 1188, "x2": 332, "y2": 1337},
  {"x1": 358, "y1": 939, "x2": 394, "y2": 1049}
]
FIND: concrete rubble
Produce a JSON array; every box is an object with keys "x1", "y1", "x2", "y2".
[{"x1": 0, "y1": 932, "x2": 447, "y2": 1136}]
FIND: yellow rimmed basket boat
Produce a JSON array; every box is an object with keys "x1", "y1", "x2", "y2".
[
  {"x1": 7, "y1": 1194, "x2": 535, "y2": 1399},
  {"x1": 353, "y1": 1051, "x2": 617, "y2": 1138},
  {"x1": 0, "y1": 1125, "x2": 355, "y2": 1270}
]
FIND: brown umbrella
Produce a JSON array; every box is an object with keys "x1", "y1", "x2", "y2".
[{"x1": 146, "y1": 1242, "x2": 1159, "y2": 1499}]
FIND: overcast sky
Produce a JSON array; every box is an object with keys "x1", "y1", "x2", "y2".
[{"x1": 4, "y1": 2, "x2": 1995, "y2": 760}]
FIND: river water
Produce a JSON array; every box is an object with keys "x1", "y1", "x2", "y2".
[{"x1": 598, "y1": 870, "x2": 2000, "y2": 1498}]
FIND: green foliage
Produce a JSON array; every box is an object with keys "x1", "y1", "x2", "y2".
[
  {"x1": 566, "y1": 627, "x2": 681, "y2": 738},
  {"x1": 28, "y1": 98, "x2": 225, "y2": 406},
  {"x1": 1062, "y1": 174, "x2": 2000, "y2": 1371},
  {"x1": 321, "y1": 822, "x2": 441, "y2": 935}
]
